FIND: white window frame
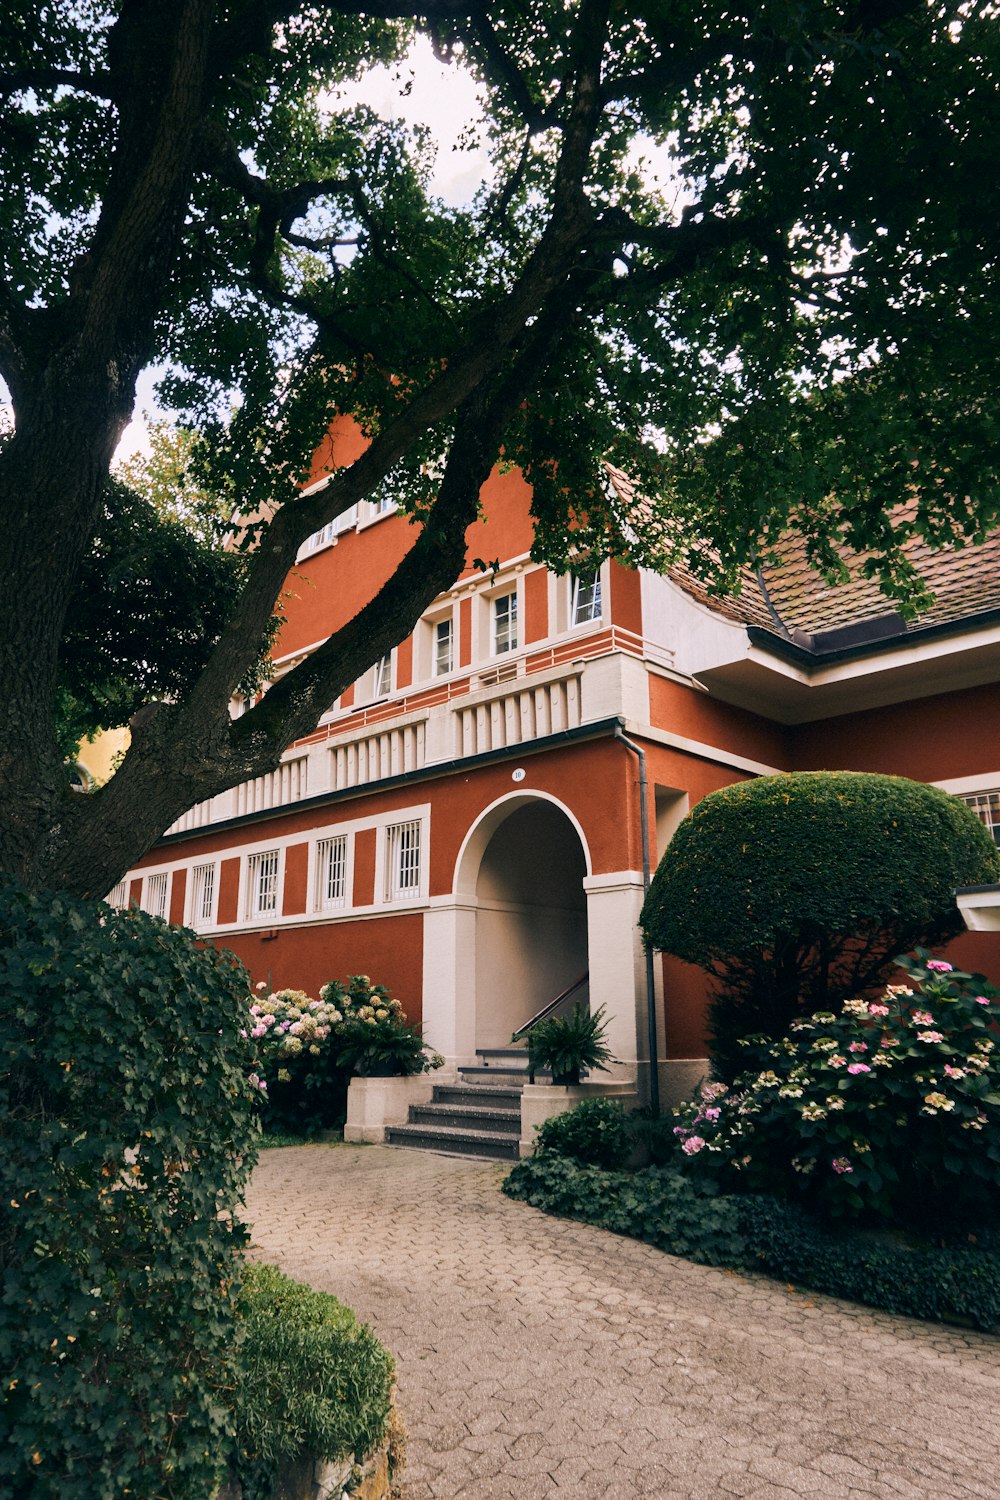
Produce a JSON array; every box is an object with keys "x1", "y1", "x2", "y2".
[
  {"x1": 960, "y1": 788, "x2": 1000, "y2": 846},
  {"x1": 384, "y1": 820, "x2": 422, "y2": 903},
  {"x1": 492, "y1": 590, "x2": 518, "y2": 656},
  {"x1": 245, "y1": 848, "x2": 282, "y2": 921},
  {"x1": 188, "y1": 862, "x2": 217, "y2": 930},
  {"x1": 142, "y1": 871, "x2": 169, "y2": 920},
  {"x1": 570, "y1": 565, "x2": 603, "y2": 626},
  {"x1": 372, "y1": 653, "x2": 392, "y2": 699},
  {"x1": 434, "y1": 616, "x2": 454, "y2": 677},
  {"x1": 106, "y1": 879, "x2": 129, "y2": 910},
  {"x1": 314, "y1": 834, "x2": 349, "y2": 911}
]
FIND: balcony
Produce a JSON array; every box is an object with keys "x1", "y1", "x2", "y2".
[{"x1": 164, "y1": 635, "x2": 656, "y2": 837}]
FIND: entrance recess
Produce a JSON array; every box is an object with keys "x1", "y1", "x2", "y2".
[{"x1": 462, "y1": 797, "x2": 590, "y2": 1050}]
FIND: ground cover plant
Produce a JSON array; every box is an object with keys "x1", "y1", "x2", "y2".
[
  {"x1": 231, "y1": 1262, "x2": 396, "y2": 1499},
  {"x1": 641, "y1": 773, "x2": 1000, "y2": 1079},
  {"x1": 504, "y1": 954, "x2": 1000, "y2": 1329}
]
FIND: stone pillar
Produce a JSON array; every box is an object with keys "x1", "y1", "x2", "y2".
[
  {"x1": 583, "y1": 871, "x2": 652, "y2": 1098},
  {"x1": 420, "y1": 899, "x2": 478, "y2": 1071}
]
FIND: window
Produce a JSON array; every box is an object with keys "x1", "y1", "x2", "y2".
[
  {"x1": 315, "y1": 836, "x2": 348, "y2": 910},
  {"x1": 570, "y1": 566, "x2": 602, "y2": 625},
  {"x1": 371, "y1": 496, "x2": 395, "y2": 516},
  {"x1": 142, "y1": 872, "x2": 168, "y2": 920},
  {"x1": 189, "y1": 862, "x2": 216, "y2": 928},
  {"x1": 373, "y1": 654, "x2": 392, "y2": 698},
  {"x1": 434, "y1": 617, "x2": 453, "y2": 676},
  {"x1": 961, "y1": 790, "x2": 1000, "y2": 845},
  {"x1": 106, "y1": 879, "x2": 129, "y2": 910},
  {"x1": 334, "y1": 503, "x2": 358, "y2": 535},
  {"x1": 385, "y1": 820, "x2": 421, "y2": 901},
  {"x1": 493, "y1": 591, "x2": 518, "y2": 655},
  {"x1": 247, "y1": 849, "x2": 280, "y2": 920}
]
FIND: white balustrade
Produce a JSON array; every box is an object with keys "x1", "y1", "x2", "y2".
[{"x1": 330, "y1": 721, "x2": 426, "y2": 790}]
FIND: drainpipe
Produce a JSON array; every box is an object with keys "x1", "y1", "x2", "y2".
[{"x1": 613, "y1": 723, "x2": 660, "y2": 1118}]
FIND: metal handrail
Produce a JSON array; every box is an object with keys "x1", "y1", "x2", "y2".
[{"x1": 510, "y1": 972, "x2": 589, "y2": 1043}]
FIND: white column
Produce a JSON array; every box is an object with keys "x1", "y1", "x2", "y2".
[
  {"x1": 583, "y1": 871, "x2": 649, "y2": 1096},
  {"x1": 420, "y1": 898, "x2": 478, "y2": 1072}
]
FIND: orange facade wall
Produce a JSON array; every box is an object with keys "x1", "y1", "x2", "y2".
[
  {"x1": 283, "y1": 842, "x2": 309, "y2": 916},
  {"x1": 168, "y1": 869, "x2": 186, "y2": 926},
  {"x1": 218, "y1": 857, "x2": 241, "y2": 925},
  {"x1": 352, "y1": 828, "x2": 377, "y2": 907},
  {"x1": 648, "y1": 674, "x2": 791, "y2": 770},
  {"x1": 220, "y1": 914, "x2": 424, "y2": 1021},
  {"x1": 523, "y1": 566, "x2": 548, "y2": 644},
  {"x1": 609, "y1": 560, "x2": 643, "y2": 636},
  {"x1": 791, "y1": 681, "x2": 1000, "y2": 783}
]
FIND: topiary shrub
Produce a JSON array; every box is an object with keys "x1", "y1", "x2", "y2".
[
  {"x1": 669, "y1": 952, "x2": 1000, "y2": 1227},
  {"x1": 232, "y1": 1262, "x2": 396, "y2": 1499},
  {"x1": 641, "y1": 771, "x2": 1000, "y2": 1079},
  {"x1": 0, "y1": 880, "x2": 259, "y2": 1500},
  {"x1": 534, "y1": 1097, "x2": 635, "y2": 1169}
]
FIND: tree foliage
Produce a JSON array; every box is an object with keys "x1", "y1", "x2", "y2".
[
  {"x1": 1, "y1": 1, "x2": 999, "y2": 894},
  {"x1": 640, "y1": 771, "x2": 1000, "y2": 1078}
]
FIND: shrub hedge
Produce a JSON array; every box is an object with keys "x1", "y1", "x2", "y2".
[
  {"x1": 0, "y1": 881, "x2": 259, "y2": 1500},
  {"x1": 640, "y1": 772, "x2": 1000, "y2": 1078},
  {"x1": 533, "y1": 1097, "x2": 635, "y2": 1169},
  {"x1": 232, "y1": 1262, "x2": 396, "y2": 1499}
]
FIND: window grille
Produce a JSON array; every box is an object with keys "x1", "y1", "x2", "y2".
[
  {"x1": 961, "y1": 790, "x2": 1000, "y2": 845},
  {"x1": 315, "y1": 836, "x2": 348, "y2": 909},
  {"x1": 106, "y1": 879, "x2": 129, "y2": 910},
  {"x1": 143, "y1": 872, "x2": 168, "y2": 920},
  {"x1": 570, "y1": 567, "x2": 602, "y2": 625},
  {"x1": 434, "y1": 617, "x2": 453, "y2": 676},
  {"x1": 190, "y1": 863, "x2": 216, "y2": 927},
  {"x1": 247, "y1": 849, "x2": 280, "y2": 919},
  {"x1": 385, "y1": 820, "x2": 421, "y2": 901},
  {"x1": 493, "y1": 591, "x2": 518, "y2": 654}
]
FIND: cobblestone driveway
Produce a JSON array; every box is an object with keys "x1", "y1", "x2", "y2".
[{"x1": 245, "y1": 1144, "x2": 999, "y2": 1500}]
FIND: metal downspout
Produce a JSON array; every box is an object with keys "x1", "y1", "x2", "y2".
[{"x1": 614, "y1": 723, "x2": 660, "y2": 1118}]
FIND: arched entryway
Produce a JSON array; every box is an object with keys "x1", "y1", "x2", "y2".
[{"x1": 455, "y1": 792, "x2": 593, "y2": 1050}]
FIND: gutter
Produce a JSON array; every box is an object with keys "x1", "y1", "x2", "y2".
[
  {"x1": 747, "y1": 602, "x2": 1000, "y2": 672},
  {"x1": 613, "y1": 725, "x2": 661, "y2": 1118}
]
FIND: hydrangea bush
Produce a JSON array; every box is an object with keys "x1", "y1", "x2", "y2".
[
  {"x1": 670, "y1": 952, "x2": 1000, "y2": 1224},
  {"x1": 320, "y1": 974, "x2": 443, "y2": 1077},
  {"x1": 249, "y1": 987, "x2": 347, "y2": 1134}
]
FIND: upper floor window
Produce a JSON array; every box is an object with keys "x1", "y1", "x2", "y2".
[
  {"x1": 961, "y1": 790, "x2": 1000, "y2": 845},
  {"x1": 189, "y1": 862, "x2": 216, "y2": 929},
  {"x1": 373, "y1": 654, "x2": 392, "y2": 698},
  {"x1": 434, "y1": 618, "x2": 454, "y2": 676},
  {"x1": 246, "y1": 849, "x2": 280, "y2": 920},
  {"x1": 493, "y1": 591, "x2": 518, "y2": 655},
  {"x1": 371, "y1": 497, "x2": 395, "y2": 516},
  {"x1": 142, "y1": 871, "x2": 169, "y2": 920},
  {"x1": 315, "y1": 835, "x2": 348, "y2": 910},
  {"x1": 570, "y1": 566, "x2": 602, "y2": 625},
  {"x1": 385, "y1": 820, "x2": 421, "y2": 902}
]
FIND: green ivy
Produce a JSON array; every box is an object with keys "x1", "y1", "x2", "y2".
[
  {"x1": 0, "y1": 881, "x2": 259, "y2": 1499},
  {"x1": 534, "y1": 1098, "x2": 635, "y2": 1170}
]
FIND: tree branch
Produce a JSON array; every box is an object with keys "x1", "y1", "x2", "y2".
[{"x1": 0, "y1": 68, "x2": 117, "y2": 100}]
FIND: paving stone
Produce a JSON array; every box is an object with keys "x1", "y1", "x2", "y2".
[{"x1": 246, "y1": 1145, "x2": 1000, "y2": 1500}]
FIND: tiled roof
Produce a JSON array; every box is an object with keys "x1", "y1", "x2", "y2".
[{"x1": 603, "y1": 462, "x2": 1000, "y2": 645}]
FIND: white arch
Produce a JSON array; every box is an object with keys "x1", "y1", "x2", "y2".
[{"x1": 452, "y1": 789, "x2": 594, "y2": 897}]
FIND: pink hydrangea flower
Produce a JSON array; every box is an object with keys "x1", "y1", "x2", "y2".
[
  {"x1": 975, "y1": 996, "x2": 991, "y2": 1007},
  {"x1": 702, "y1": 1106, "x2": 721, "y2": 1122},
  {"x1": 682, "y1": 1136, "x2": 706, "y2": 1155},
  {"x1": 925, "y1": 960, "x2": 953, "y2": 972},
  {"x1": 832, "y1": 1157, "x2": 853, "y2": 1174},
  {"x1": 912, "y1": 1011, "x2": 934, "y2": 1026},
  {"x1": 867, "y1": 1002, "x2": 890, "y2": 1017},
  {"x1": 916, "y1": 1030, "x2": 944, "y2": 1044},
  {"x1": 944, "y1": 1065, "x2": 966, "y2": 1079},
  {"x1": 847, "y1": 1063, "x2": 872, "y2": 1074},
  {"x1": 848, "y1": 1041, "x2": 868, "y2": 1053}
]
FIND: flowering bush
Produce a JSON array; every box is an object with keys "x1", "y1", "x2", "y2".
[
  {"x1": 670, "y1": 951, "x2": 1000, "y2": 1224},
  {"x1": 320, "y1": 974, "x2": 443, "y2": 1077},
  {"x1": 249, "y1": 986, "x2": 347, "y2": 1133}
]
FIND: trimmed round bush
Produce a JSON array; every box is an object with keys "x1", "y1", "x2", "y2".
[
  {"x1": 232, "y1": 1262, "x2": 395, "y2": 1496},
  {"x1": 0, "y1": 880, "x2": 259, "y2": 1500},
  {"x1": 641, "y1": 771, "x2": 1000, "y2": 1078},
  {"x1": 669, "y1": 952, "x2": 1000, "y2": 1226},
  {"x1": 534, "y1": 1097, "x2": 634, "y2": 1168}
]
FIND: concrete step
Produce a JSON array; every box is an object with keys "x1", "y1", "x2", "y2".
[
  {"x1": 433, "y1": 1082, "x2": 523, "y2": 1109},
  {"x1": 458, "y1": 1065, "x2": 534, "y2": 1086},
  {"x1": 385, "y1": 1121, "x2": 521, "y2": 1161},
  {"x1": 410, "y1": 1102, "x2": 521, "y2": 1134}
]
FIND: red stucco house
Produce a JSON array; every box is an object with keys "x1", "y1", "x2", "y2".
[{"x1": 111, "y1": 426, "x2": 1000, "y2": 1105}]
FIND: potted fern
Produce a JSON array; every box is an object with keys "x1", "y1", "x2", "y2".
[{"x1": 525, "y1": 1002, "x2": 618, "y2": 1086}]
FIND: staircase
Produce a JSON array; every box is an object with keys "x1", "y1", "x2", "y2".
[{"x1": 384, "y1": 1050, "x2": 532, "y2": 1161}]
